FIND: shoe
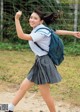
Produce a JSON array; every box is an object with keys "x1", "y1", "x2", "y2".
[{"x1": 9, "y1": 111, "x2": 13, "y2": 112}]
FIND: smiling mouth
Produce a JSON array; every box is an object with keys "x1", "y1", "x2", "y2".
[
  {"x1": 30, "y1": 23, "x2": 35, "y2": 25},
  {"x1": 30, "y1": 22, "x2": 35, "y2": 24}
]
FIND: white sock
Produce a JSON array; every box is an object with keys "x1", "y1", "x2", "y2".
[{"x1": 8, "y1": 103, "x2": 15, "y2": 111}]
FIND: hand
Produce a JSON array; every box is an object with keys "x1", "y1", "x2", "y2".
[
  {"x1": 73, "y1": 32, "x2": 80, "y2": 38},
  {"x1": 15, "y1": 11, "x2": 22, "y2": 19}
]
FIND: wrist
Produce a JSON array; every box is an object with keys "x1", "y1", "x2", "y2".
[
  {"x1": 15, "y1": 18, "x2": 19, "y2": 20},
  {"x1": 15, "y1": 16, "x2": 20, "y2": 20}
]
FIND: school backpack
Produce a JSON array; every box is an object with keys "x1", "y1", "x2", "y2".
[{"x1": 35, "y1": 27, "x2": 64, "y2": 66}]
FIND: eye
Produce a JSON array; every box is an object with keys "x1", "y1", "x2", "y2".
[
  {"x1": 34, "y1": 17, "x2": 38, "y2": 20},
  {"x1": 30, "y1": 16, "x2": 38, "y2": 20}
]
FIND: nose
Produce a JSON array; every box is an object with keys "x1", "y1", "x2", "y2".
[{"x1": 29, "y1": 18, "x2": 34, "y2": 22}]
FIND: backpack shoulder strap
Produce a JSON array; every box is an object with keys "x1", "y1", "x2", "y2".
[
  {"x1": 35, "y1": 42, "x2": 48, "y2": 52},
  {"x1": 35, "y1": 27, "x2": 52, "y2": 33},
  {"x1": 34, "y1": 27, "x2": 51, "y2": 52}
]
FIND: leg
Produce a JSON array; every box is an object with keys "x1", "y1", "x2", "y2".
[
  {"x1": 12, "y1": 78, "x2": 34, "y2": 106},
  {"x1": 38, "y1": 84, "x2": 56, "y2": 112}
]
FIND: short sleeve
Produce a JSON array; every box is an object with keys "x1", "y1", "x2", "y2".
[
  {"x1": 30, "y1": 32, "x2": 45, "y2": 42},
  {"x1": 30, "y1": 29, "x2": 51, "y2": 42}
]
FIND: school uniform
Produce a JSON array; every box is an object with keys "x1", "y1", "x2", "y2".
[{"x1": 27, "y1": 24, "x2": 62, "y2": 85}]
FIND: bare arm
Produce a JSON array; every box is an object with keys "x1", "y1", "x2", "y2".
[
  {"x1": 55, "y1": 30, "x2": 80, "y2": 38},
  {"x1": 15, "y1": 11, "x2": 32, "y2": 40}
]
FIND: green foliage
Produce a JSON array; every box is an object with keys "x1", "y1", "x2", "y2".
[
  {"x1": 0, "y1": 42, "x2": 30, "y2": 51},
  {"x1": 0, "y1": 0, "x2": 80, "y2": 43},
  {"x1": 0, "y1": 42, "x2": 80, "y2": 55},
  {"x1": 64, "y1": 42, "x2": 80, "y2": 55}
]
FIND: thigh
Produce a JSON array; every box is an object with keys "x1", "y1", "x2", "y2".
[
  {"x1": 20, "y1": 78, "x2": 34, "y2": 91},
  {"x1": 38, "y1": 84, "x2": 51, "y2": 96}
]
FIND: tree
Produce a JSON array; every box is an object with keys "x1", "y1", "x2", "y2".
[
  {"x1": 74, "y1": 0, "x2": 78, "y2": 44},
  {"x1": 0, "y1": 0, "x2": 3, "y2": 41}
]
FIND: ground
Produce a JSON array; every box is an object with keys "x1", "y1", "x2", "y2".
[{"x1": 0, "y1": 81, "x2": 80, "y2": 112}]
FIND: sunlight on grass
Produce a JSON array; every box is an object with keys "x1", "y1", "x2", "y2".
[{"x1": 0, "y1": 50, "x2": 80, "y2": 105}]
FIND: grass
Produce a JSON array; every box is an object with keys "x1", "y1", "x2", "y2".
[
  {"x1": 0, "y1": 50, "x2": 35, "y2": 83},
  {"x1": 0, "y1": 50, "x2": 80, "y2": 106},
  {"x1": 51, "y1": 56, "x2": 80, "y2": 106}
]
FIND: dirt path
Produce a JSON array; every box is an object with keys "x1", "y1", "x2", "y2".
[{"x1": 0, "y1": 82, "x2": 80, "y2": 112}]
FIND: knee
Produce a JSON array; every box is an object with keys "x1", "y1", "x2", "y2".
[{"x1": 19, "y1": 79, "x2": 34, "y2": 92}]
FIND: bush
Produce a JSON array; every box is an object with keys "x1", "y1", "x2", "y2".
[
  {"x1": 0, "y1": 42, "x2": 30, "y2": 51},
  {"x1": 64, "y1": 42, "x2": 80, "y2": 55},
  {"x1": 0, "y1": 42, "x2": 80, "y2": 55}
]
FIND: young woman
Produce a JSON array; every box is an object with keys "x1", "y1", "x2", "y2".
[{"x1": 6, "y1": 9, "x2": 80, "y2": 112}]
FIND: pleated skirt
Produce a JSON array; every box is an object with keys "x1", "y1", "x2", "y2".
[{"x1": 27, "y1": 55, "x2": 62, "y2": 85}]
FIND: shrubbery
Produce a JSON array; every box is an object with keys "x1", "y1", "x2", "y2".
[{"x1": 0, "y1": 42, "x2": 80, "y2": 55}]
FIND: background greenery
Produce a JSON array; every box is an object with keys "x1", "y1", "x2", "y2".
[
  {"x1": 0, "y1": 0, "x2": 80, "y2": 43},
  {"x1": 0, "y1": 0, "x2": 80, "y2": 55}
]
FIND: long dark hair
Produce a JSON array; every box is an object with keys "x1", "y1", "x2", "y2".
[{"x1": 33, "y1": 8, "x2": 59, "y2": 25}]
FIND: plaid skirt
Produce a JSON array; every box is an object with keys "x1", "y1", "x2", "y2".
[{"x1": 27, "y1": 55, "x2": 62, "y2": 85}]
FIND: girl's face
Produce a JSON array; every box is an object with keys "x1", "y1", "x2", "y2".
[{"x1": 29, "y1": 12, "x2": 43, "y2": 28}]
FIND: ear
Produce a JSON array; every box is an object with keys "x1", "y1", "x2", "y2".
[{"x1": 40, "y1": 20, "x2": 44, "y2": 24}]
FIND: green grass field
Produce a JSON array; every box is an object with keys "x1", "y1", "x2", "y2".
[{"x1": 0, "y1": 50, "x2": 80, "y2": 106}]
